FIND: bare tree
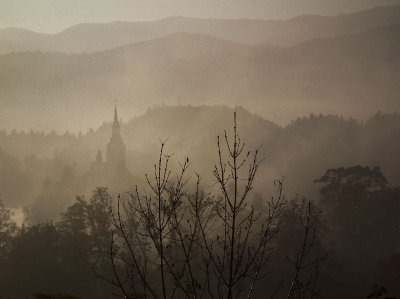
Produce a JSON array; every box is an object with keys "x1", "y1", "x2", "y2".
[
  {"x1": 286, "y1": 198, "x2": 327, "y2": 299},
  {"x1": 197, "y1": 112, "x2": 284, "y2": 299},
  {"x1": 103, "y1": 113, "x2": 285, "y2": 299},
  {"x1": 105, "y1": 141, "x2": 213, "y2": 298}
]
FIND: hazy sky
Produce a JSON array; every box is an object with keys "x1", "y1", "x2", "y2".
[{"x1": 1, "y1": 0, "x2": 400, "y2": 33}]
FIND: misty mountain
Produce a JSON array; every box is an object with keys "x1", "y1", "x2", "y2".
[
  {"x1": 0, "y1": 5, "x2": 400, "y2": 54},
  {"x1": 0, "y1": 25, "x2": 399, "y2": 132}
]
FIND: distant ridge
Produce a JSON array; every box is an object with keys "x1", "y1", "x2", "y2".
[
  {"x1": 0, "y1": 24, "x2": 399, "y2": 132},
  {"x1": 0, "y1": 5, "x2": 399, "y2": 54}
]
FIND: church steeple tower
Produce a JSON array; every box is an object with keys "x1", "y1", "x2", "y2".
[
  {"x1": 106, "y1": 105, "x2": 126, "y2": 169},
  {"x1": 114, "y1": 105, "x2": 118, "y2": 122},
  {"x1": 112, "y1": 104, "x2": 121, "y2": 138}
]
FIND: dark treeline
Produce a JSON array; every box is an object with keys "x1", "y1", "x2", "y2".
[
  {"x1": 0, "y1": 111, "x2": 400, "y2": 298},
  {"x1": 0, "y1": 188, "x2": 115, "y2": 298},
  {"x1": 0, "y1": 155, "x2": 399, "y2": 297}
]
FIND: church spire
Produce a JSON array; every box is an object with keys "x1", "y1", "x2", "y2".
[
  {"x1": 112, "y1": 104, "x2": 120, "y2": 136},
  {"x1": 114, "y1": 104, "x2": 118, "y2": 123},
  {"x1": 107, "y1": 104, "x2": 126, "y2": 169}
]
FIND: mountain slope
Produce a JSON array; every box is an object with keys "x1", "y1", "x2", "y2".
[
  {"x1": 0, "y1": 5, "x2": 399, "y2": 54},
  {"x1": 0, "y1": 25, "x2": 399, "y2": 131}
]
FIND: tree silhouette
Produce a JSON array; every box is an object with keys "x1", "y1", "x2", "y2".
[{"x1": 102, "y1": 112, "x2": 286, "y2": 298}]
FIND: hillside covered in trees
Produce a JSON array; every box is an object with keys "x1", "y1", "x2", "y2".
[
  {"x1": 1, "y1": 105, "x2": 400, "y2": 220},
  {"x1": 1, "y1": 106, "x2": 400, "y2": 298}
]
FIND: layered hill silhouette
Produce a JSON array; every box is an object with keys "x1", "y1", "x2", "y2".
[
  {"x1": 0, "y1": 5, "x2": 400, "y2": 54},
  {"x1": 0, "y1": 24, "x2": 399, "y2": 131}
]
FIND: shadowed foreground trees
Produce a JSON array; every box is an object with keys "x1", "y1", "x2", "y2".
[
  {"x1": 1, "y1": 115, "x2": 400, "y2": 298},
  {"x1": 100, "y1": 113, "x2": 327, "y2": 299},
  {"x1": 0, "y1": 188, "x2": 115, "y2": 298},
  {"x1": 99, "y1": 162, "x2": 399, "y2": 299},
  {"x1": 316, "y1": 166, "x2": 400, "y2": 267},
  {"x1": 0, "y1": 165, "x2": 398, "y2": 298},
  {"x1": 0, "y1": 113, "x2": 314, "y2": 298},
  {"x1": 315, "y1": 166, "x2": 400, "y2": 297}
]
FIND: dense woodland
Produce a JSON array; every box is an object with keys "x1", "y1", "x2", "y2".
[{"x1": 1, "y1": 106, "x2": 400, "y2": 298}]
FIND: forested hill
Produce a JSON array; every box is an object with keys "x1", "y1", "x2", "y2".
[{"x1": 1, "y1": 105, "x2": 400, "y2": 221}]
